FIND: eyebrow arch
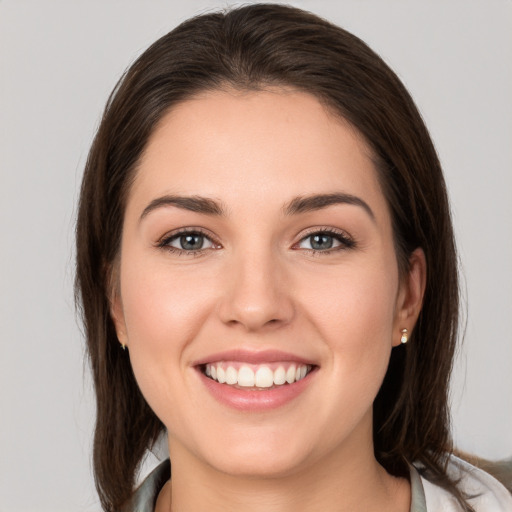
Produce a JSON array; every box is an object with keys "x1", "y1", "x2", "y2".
[
  {"x1": 284, "y1": 193, "x2": 375, "y2": 222},
  {"x1": 139, "y1": 195, "x2": 226, "y2": 221},
  {"x1": 139, "y1": 192, "x2": 374, "y2": 223}
]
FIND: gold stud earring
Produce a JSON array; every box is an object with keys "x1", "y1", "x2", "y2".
[
  {"x1": 120, "y1": 342, "x2": 127, "y2": 350},
  {"x1": 400, "y1": 328, "x2": 408, "y2": 344}
]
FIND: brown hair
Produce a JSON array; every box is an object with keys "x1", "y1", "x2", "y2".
[{"x1": 75, "y1": 4, "x2": 463, "y2": 510}]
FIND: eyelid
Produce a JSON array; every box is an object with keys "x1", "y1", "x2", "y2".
[
  {"x1": 293, "y1": 227, "x2": 356, "y2": 252},
  {"x1": 155, "y1": 226, "x2": 355, "y2": 255},
  {"x1": 156, "y1": 227, "x2": 221, "y2": 250}
]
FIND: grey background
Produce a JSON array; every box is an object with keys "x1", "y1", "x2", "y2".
[{"x1": 0, "y1": 1, "x2": 511, "y2": 510}]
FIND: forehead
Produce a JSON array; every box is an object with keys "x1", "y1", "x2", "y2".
[{"x1": 129, "y1": 88, "x2": 388, "y2": 222}]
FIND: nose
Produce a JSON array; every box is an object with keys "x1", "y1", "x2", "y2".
[{"x1": 217, "y1": 247, "x2": 295, "y2": 332}]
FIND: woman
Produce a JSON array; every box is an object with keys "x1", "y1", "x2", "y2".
[{"x1": 75, "y1": 4, "x2": 512, "y2": 511}]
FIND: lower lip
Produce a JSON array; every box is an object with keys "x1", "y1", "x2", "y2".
[{"x1": 197, "y1": 368, "x2": 316, "y2": 411}]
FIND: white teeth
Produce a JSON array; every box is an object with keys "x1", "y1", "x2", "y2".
[
  {"x1": 286, "y1": 365, "x2": 296, "y2": 384},
  {"x1": 255, "y1": 366, "x2": 274, "y2": 388},
  {"x1": 204, "y1": 362, "x2": 312, "y2": 388},
  {"x1": 225, "y1": 366, "x2": 238, "y2": 385},
  {"x1": 216, "y1": 367, "x2": 226, "y2": 384},
  {"x1": 273, "y1": 366, "x2": 286, "y2": 385},
  {"x1": 237, "y1": 366, "x2": 255, "y2": 387}
]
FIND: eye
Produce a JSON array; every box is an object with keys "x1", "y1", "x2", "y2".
[
  {"x1": 296, "y1": 229, "x2": 355, "y2": 253},
  {"x1": 159, "y1": 230, "x2": 217, "y2": 254}
]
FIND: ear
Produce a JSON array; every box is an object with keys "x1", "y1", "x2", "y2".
[
  {"x1": 392, "y1": 248, "x2": 427, "y2": 347},
  {"x1": 108, "y1": 265, "x2": 128, "y2": 348},
  {"x1": 110, "y1": 291, "x2": 128, "y2": 348}
]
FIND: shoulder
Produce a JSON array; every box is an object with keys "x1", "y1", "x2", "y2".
[
  {"x1": 419, "y1": 454, "x2": 512, "y2": 511},
  {"x1": 120, "y1": 459, "x2": 170, "y2": 512}
]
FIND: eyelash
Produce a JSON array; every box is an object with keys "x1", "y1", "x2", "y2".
[
  {"x1": 157, "y1": 227, "x2": 356, "y2": 256},
  {"x1": 293, "y1": 227, "x2": 356, "y2": 255},
  {"x1": 157, "y1": 228, "x2": 219, "y2": 257}
]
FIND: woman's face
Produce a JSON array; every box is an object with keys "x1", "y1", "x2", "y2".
[{"x1": 112, "y1": 89, "x2": 424, "y2": 477}]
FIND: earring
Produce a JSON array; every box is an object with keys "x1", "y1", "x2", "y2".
[
  {"x1": 400, "y1": 328, "x2": 408, "y2": 344},
  {"x1": 120, "y1": 342, "x2": 127, "y2": 350}
]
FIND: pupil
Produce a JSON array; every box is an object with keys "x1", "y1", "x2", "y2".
[
  {"x1": 311, "y1": 234, "x2": 333, "y2": 250},
  {"x1": 180, "y1": 234, "x2": 203, "y2": 250}
]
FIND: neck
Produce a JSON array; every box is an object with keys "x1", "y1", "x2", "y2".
[{"x1": 157, "y1": 431, "x2": 410, "y2": 512}]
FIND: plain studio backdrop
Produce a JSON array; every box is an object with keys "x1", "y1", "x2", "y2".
[{"x1": 0, "y1": 1, "x2": 511, "y2": 510}]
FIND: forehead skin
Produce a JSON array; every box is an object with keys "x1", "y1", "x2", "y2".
[{"x1": 129, "y1": 88, "x2": 390, "y2": 239}]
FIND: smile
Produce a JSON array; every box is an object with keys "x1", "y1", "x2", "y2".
[
  {"x1": 203, "y1": 362, "x2": 313, "y2": 389},
  {"x1": 194, "y1": 350, "x2": 318, "y2": 411}
]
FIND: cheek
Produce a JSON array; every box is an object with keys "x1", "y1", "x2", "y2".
[
  {"x1": 118, "y1": 256, "x2": 217, "y2": 415},
  {"x1": 299, "y1": 258, "x2": 398, "y2": 338},
  {"x1": 120, "y1": 254, "x2": 215, "y2": 349},
  {"x1": 296, "y1": 259, "x2": 398, "y2": 391}
]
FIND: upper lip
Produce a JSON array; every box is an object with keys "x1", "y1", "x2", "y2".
[{"x1": 191, "y1": 349, "x2": 317, "y2": 367}]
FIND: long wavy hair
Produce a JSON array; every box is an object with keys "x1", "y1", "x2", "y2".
[{"x1": 75, "y1": 4, "x2": 464, "y2": 510}]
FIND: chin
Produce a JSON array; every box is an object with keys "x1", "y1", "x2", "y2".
[
  {"x1": 195, "y1": 429, "x2": 313, "y2": 479},
  {"x1": 212, "y1": 451, "x2": 308, "y2": 479}
]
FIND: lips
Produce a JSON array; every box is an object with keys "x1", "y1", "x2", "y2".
[
  {"x1": 192, "y1": 349, "x2": 315, "y2": 366},
  {"x1": 193, "y1": 349, "x2": 318, "y2": 411}
]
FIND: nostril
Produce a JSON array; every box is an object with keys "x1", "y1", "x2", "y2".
[{"x1": 217, "y1": 273, "x2": 295, "y2": 331}]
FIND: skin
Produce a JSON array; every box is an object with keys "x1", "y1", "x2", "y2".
[{"x1": 111, "y1": 89, "x2": 426, "y2": 512}]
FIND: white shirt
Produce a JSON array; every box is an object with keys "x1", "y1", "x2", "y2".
[
  {"x1": 412, "y1": 455, "x2": 512, "y2": 511},
  {"x1": 122, "y1": 455, "x2": 512, "y2": 511}
]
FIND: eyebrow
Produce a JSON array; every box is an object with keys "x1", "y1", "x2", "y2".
[
  {"x1": 139, "y1": 192, "x2": 375, "y2": 222},
  {"x1": 139, "y1": 195, "x2": 226, "y2": 221},
  {"x1": 284, "y1": 193, "x2": 375, "y2": 221}
]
